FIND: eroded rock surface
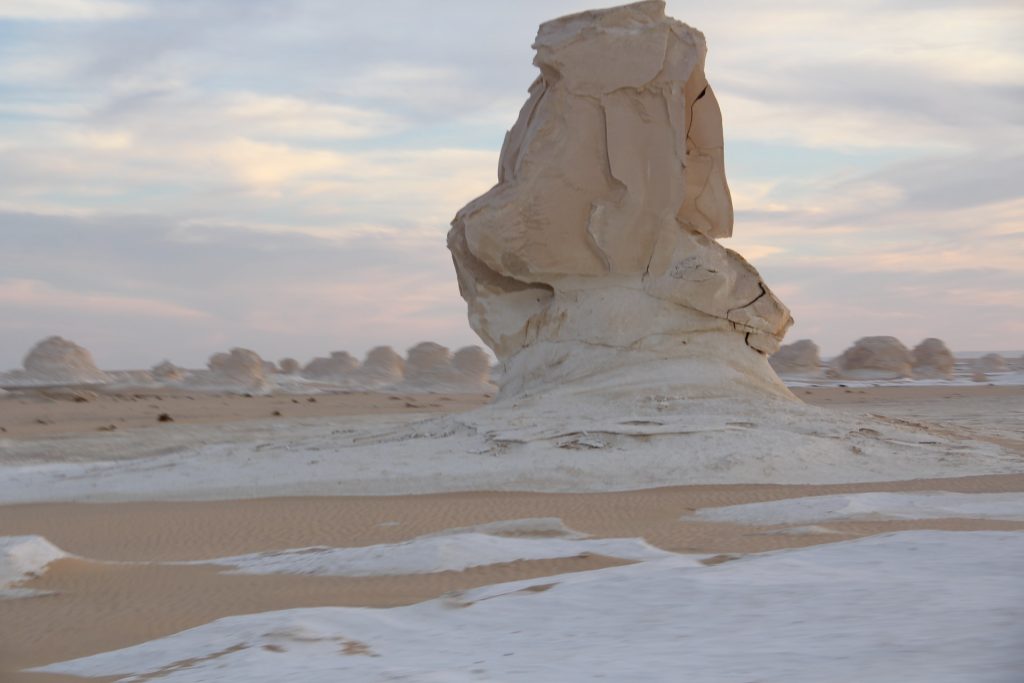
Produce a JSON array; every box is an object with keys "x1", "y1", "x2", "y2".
[
  {"x1": 448, "y1": 0, "x2": 792, "y2": 399},
  {"x1": 769, "y1": 339, "x2": 821, "y2": 376},
  {"x1": 833, "y1": 337, "x2": 912, "y2": 380},
  {"x1": 911, "y1": 338, "x2": 954, "y2": 380}
]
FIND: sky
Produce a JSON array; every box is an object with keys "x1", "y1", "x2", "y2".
[{"x1": 0, "y1": 0, "x2": 1022, "y2": 370}]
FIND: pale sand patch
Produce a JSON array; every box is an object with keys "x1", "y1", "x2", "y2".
[
  {"x1": 2, "y1": 475, "x2": 1023, "y2": 679},
  {"x1": 0, "y1": 387, "x2": 490, "y2": 441},
  {"x1": 1, "y1": 385, "x2": 1019, "y2": 449}
]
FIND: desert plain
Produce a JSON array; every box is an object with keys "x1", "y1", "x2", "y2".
[{"x1": 2, "y1": 381, "x2": 1023, "y2": 682}]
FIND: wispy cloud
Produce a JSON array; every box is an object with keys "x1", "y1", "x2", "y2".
[
  {"x1": 0, "y1": 0, "x2": 141, "y2": 21},
  {"x1": 0, "y1": 278, "x2": 210, "y2": 319},
  {"x1": 0, "y1": 0, "x2": 1021, "y2": 365}
]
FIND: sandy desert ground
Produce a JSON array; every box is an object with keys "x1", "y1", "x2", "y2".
[{"x1": 1, "y1": 384, "x2": 1023, "y2": 682}]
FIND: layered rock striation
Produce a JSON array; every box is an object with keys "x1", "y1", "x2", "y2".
[{"x1": 448, "y1": 0, "x2": 792, "y2": 400}]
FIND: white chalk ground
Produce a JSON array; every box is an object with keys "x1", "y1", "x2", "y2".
[
  {"x1": 0, "y1": 521, "x2": 683, "y2": 589},
  {"x1": 2, "y1": 393, "x2": 1023, "y2": 504},
  {"x1": 693, "y1": 491, "x2": 1024, "y2": 525},
  {"x1": 35, "y1": 530, "x2": 1024, "y2": 683},
  {"x1": 181, "y1": 519, "x2": 680, "y2": 577},
  {"x1": 781, "y1": 369, "x2": 1024, "y2": 388},
  {"x1": 0, "y1": 535, "x2": 68, "y2": 599}
]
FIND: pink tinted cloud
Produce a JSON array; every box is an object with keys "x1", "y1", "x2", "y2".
[{"x1": 0, "y1": 278, "x2": 210, "y2": 320}]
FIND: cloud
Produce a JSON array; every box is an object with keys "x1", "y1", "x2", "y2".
[
  {"x1": 0, "y1": 0, "x2": 141, "y2": 21},
  {"x1": 0, "y1": 0, "x2": 1022, "y2": 366},
  {"x1": 0, "y1": 210, "x2": 480, "y2": 369},
  {"x1": 0, "y1": 278, "x2": 210, "y2": 319}
]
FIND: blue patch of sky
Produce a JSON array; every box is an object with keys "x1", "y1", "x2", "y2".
[{"x1": 726, "y1": 140, "x2": 910, "y2": 181}]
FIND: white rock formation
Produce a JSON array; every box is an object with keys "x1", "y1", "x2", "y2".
[
  {"x1": 19, "y1": 336, "x2": 110, "y2": 385},
  {"x1": 151, "y1": 360, "x2": 185, "y2": 382},
  {"x1": 452, "y1": 346, "x2": 495, "y2": 391},
  {"x1": 302, "y1": 352, "x2": 359, "y2": 382},
  {"x1": 448, "y1": 0, "x2": 792, "y2": 401},
  {"x1": 768, "y1": 339, "x2": 821, "y2": 376},
  {"x1": 974, "y1": 353, "x2": 1007, "y2": 373},
  {"x1": 832, "y1": 336, "x2": 912, "y2": 380},
  {"x1": 233, "y1": 1, "x2": 1017, "y2": 487},
  {"x1": 277, "y1": 358, "x2": 301, "y2": 375},
  {"x1": 207, "y1": 348, "x2": 269, "y2": 392},
  {"x1": 911, "y1": 338, "x2": 954, "y2": 380},
  {"x1": 353, "y1": 346, "x2": 405, "y2": 389},
  {"x1": 401, "y1": 342, "x2": 461, "y2": 391}
]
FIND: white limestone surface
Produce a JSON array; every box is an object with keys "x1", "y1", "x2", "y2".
[
  {"x1": 35, "y1": 530, "x2": 1024, "y2": 682},
  {"x1": 187, "y1": 530, "x2": 679, "y2": 577},
  {"x1": 693, "y1": 491, "x2": 1024, "y2": 525},
  {"x1": 0, "y1": 535, "x2": 68, "y2": 598},
  {"x1": 1, "y1": 391, "x2": 1021, "y2": 504}
]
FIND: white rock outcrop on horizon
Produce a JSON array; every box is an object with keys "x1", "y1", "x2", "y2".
[
  {"x1": 277, "y1": 358, "x2": 301, "y2": 375},
  {"x1": 911, "y1": 338, "x2": 954, "y2": 380},
  {"x1": 832, "y1": 336, "x2": 913, "y2": 380},
  {"x1": 769, "y1": 339, "x2": 821, "y2": 376},
  {"x1": 302, "y1": 352, "x2": 359, "y2": 382},
  {"x1": 448, "y1": 0, "x2": 792, "y2": 400},
  {"x1": 974, "y1": 353, "x2": 1007, "y2": 373},
  {"x1": 151, "y1": 360, "x2": 185, "y2": 382},
  {"x1": 19, "y1": 336, "x2": 110, "y2": 385},
  {"x1": 452, "y1": 346, "x2": 495, "y2": 391},
  {"x1": 353, "y1": 346, "x2": 405, "y2": 389},
  {"x1": 206, "y1": 348, "x2": 269, "y2": 391},
  {"x1": 401, "y1": 342, "x2": 461, "y2": 391}
]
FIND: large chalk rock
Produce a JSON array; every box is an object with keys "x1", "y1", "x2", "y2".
[
  {"x1": 832, "y1": 337, "x2": 912, "y2": 380},
  {"x1": 302, "y1": 352, "x2": 359, "y2": 382},
  {"x1": 911, "y1": 338, "x2": 954, "y2": 380},
  {"x1": 353, "y1": 346, "x2": 405, "y2": 389},
  {"x1": 769, "y1": 339, "x2": 821, "y2": 376},
  {"x1": 21, "y1": 336, "x2": 110, "y2": 384},
  {"x1": 354, "y1": 2, "x2": 1016, "y2": 485},
  {"x1": 207, "y1": 348, "x2": 269, "y2": 391},
  {"x1": 448, "y1": 0, "x2": 792, "y2": 400}
]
